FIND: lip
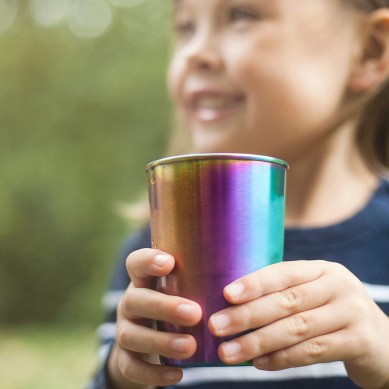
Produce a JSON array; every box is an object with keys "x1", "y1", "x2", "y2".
[{"x1": 186, "y1": 89, "x2": 245, "y2": 123}]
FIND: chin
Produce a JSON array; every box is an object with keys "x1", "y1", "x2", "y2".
[
  {"x1": 193, "y1": 144, "x2": 257, "y2": 155},
  {"x1": 191, "y1": 133, "x2": 246, "y2": 154},
  {"x1": 192, "y1": 141, "x2": 236, "y2": 154}
]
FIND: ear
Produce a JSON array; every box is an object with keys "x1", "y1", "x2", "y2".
[{"x1": 349, "y1": 8, "x2": 389, "y2": 92}]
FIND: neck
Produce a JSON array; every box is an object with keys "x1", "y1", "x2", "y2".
[{"x1": 284, "y1": 121, "x2": 378, "y2": 228}]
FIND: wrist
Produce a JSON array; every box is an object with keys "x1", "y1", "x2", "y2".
[{"x1": 346, "y1": 310, "x2": 389, "y2": 389}]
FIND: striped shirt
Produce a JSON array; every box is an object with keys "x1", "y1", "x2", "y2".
[{"x1": 90, "y1": 179, "x2": 389, "y2": 389}]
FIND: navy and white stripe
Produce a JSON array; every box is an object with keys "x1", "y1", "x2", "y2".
[{"x1": 89, "y1": 180, "x2": 389, "y2": 389}]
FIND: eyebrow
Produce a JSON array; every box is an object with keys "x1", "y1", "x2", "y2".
[
  {"x1": 173, "y1": 0, "x2": 274, "y2": 6},
  {"x1": 172, "y1": 0, "x2": 184, "y2": 11}
]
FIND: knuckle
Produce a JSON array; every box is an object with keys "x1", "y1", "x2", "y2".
[
  {"x1": 149, "y1": 332, "x2": 162, "y2": 352},
  {"x1": 126, "y1": 248, "x2": 155, "y2": 278},
  {"x1": 282, "y1": 262, "x2": 299, "y2": 283},
  {"x1": 157, "y1": 296, "x2": 178, "y2": 323},
  {"x1": 117, "y1": 326, "x2": 130, "y2": 347},
  {"x1": 332, "y1": 262, "x2": 348, "y2": 273},
  {"x1": 290, "y1": 315, "x2": 310, "y2": 338},
  {"x1": 119, "y1": 354, "x2": 151, "y2": 385},
  {"x1": 241, "y1": 304, "x2": 256, "y2": 329},
  {"x1": 330, "y1": 264, "x2": 365, "y2": 293},
  {"x1": 125, "y1": 251, "x2": 139, "y2": 275},
  {"x1": 305, "y1": 340, "x2": 325, "y2": 359},
  {"x1": 278, "y1": 348, "x2": 293, "y2": 367},
  {"x1": 328, "y1": 262, "x2": 350, "y2": 279},
  {"x1": 250, "y1": 330, "x2": 266, "y2": 356},
  {"x1": 354, "y1": 326, "x2": 371, "y2": 350},
  {"x1": 278, "y1": 288, "x2": 304, "y2": 314},
  {"x1": 356, "y1": 281, "x2": 369, "y2": 296},
  {"x1": 122, "y1": 288, "x2": 136, "y2": 313},
  {"x1": 315, "y1": 259, "x2": 330, "y2": 269},
  {"x1": 349, "y1": 297, "x2": 369, "y2": 315},
  {"x1": 245, "y1": 274, "x2": 263, "y2": 295},
  {"x1": 118, "y1": 354, "x2": 133, "y2": 381},
  {"x1": 155, "y1": 297, "x2": 166, "y2": 320},
  {"x1": 138, "y1": 362, "x2": 151, "y2": 384},
  {"x1": 117, "y1": 296, "x2": 125, "y2": 315},
  {"x1": 283, "y1": 261, "x2": 306, "y2": 283}
]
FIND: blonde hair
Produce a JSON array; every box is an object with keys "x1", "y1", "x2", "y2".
[{"x1": 352, "y1": 2, "x2": 389, "y2": 174}]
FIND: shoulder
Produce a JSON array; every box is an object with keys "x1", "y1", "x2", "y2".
[
  {"x1": 120, "y1": 224, "x2": 151, "y2": 259},
  {"x1": 374, "y1": 178, "x2": 389, "y2": 210},
  {"x1": 381, "y1": 177, "x2": 389, "y2": 193},
  {"x1": 108, "y1": 224, "x2": 151, "y2": 290}
]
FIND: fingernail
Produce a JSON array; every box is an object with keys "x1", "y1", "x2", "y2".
[
  {"x1": 225, "y1": 283, "x2": 244, "y2": 299},
  {"x1": 211, "y1": 313, "x2": 231, "y2": 332},
  {"x1": 254, "y1": 355, "x2": 270, "y2": 367},
  {"x1": 222, "y1": 341, "x2": 241, "y2": 358},
  {"x1": 163, "y1": 369, "x2": 180, "y2": 382},
  {"x1": 154, "y1": 254, "x2": 171, "y2": 267},
  {"x1": 177, "y1": 304, "x2": 196, "y2": 320},
  {"x1": 171, "y1": 337, "x2": 190, "y2": 353}
]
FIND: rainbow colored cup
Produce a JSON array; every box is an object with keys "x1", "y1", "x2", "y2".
[{"x1": 146, "y1": 153, "x2": 288, "y2": 366}]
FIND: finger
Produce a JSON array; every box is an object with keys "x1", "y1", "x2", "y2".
[
  {"x1": 252, "y1": 329, "x2": 358, "y2": 371},
  {"x1": 218, "y1": 304, "x2": 345, "y2": 365},
  {"x1": 224, "y1": 260, "x2": 328, "y2": 304},
  {"x1": 126, "y1": 248, "x2": 175, "y2": 288},
  {"x1": 117, "y1": 319, "x2": 197, "y2": 360},
  {"x1": 120, "y1": 287, "x2": 202, "y2": 326},
  {"x1": 210, "y1": 278, "x2": 331, "y2": 337},
  {"x1": 116, "y1": 347, "x2": 183, "y2": 386}
]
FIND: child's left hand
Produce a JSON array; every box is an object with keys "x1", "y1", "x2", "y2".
[{"x1": 209, "y1": 260, "x2": 389, "y2": 389}]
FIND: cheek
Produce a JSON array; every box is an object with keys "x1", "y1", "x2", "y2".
[
  {"x1": 236, "y1": 54, "x2": 347, "y2": 129},
  {"x1": 232, "y1": 56, "x2": 298, "y2": 122},
  {"x1": 167, "y1": 58, "x2": 182, "y2": 104}
]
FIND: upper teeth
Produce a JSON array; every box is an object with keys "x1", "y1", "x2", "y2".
[{"x1": 195, "y1": 97, "x2": 235, "y2": 109}]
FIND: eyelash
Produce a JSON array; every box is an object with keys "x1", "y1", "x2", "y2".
[
  {"x1": 173, "y1": 6, "x2": 259, "y2": 37},
  {"x1": 229, "y1": 7, "x2": 259, "y2": 22},
  {"x1": 174, "y1": 21, "x2": 195, "y2": 37}
]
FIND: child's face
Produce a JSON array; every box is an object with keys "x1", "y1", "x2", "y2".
[{"x1": 168, "y1": 0, "x2": 361, "y2": 159}]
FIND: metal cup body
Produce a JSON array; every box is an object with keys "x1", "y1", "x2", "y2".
[{"x1": 146, "y1": 153, "x2": 287, "y2": 367}]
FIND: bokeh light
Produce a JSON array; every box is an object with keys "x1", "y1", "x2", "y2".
[
  {"x1": 121, "y1": 0, "x2": 171, "y2": 45},
  {"x1": 1, "y1": 0, "x2": 171, "y2": 41},
  {"x1": 29, "y1": 0, "x2": 70, "y2": 27},
  {"x1": 67, "y1": 0, "x2": 113, "y2": 39},
  {"x1": 109, "y1": 0, "x2": 145, "y2": 8},
  {"x1": 0, "y1": 1, "x2": 172, "y2": 387}
]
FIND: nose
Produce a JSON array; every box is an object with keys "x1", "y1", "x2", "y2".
[{"x1": 186, "y1": 32, "x2": 224, "y2": 73}]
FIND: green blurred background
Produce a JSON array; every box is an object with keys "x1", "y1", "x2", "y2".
[{"x1": 0, "y1": 0, "x2": 171, "y2": 387}]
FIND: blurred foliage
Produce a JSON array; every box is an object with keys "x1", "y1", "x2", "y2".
[
  {"x1": 0, "y1": 1, "x2": 172, "y2": 325},
  {"x1": 0, "y1": 325, "x2": 96, "y2": 389}
]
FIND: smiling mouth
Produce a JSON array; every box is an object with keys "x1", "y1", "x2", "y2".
[{"x1": 190, "y1": 94, "x2": 245, "y2": 122}]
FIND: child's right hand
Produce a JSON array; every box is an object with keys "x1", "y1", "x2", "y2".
[{"x1": 107, "y1": 248, "x2": 202, "y2": 389}]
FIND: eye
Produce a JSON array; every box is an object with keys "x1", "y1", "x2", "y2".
[
  {"x1": 174, "y1": 20, "x2": 196, "y2": 38},
  {"x1": 230, "y1": 7, "x2": 259, "y2": 22}
]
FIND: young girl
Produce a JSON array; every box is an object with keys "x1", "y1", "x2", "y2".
[{"x1": 90, "y1": 1, "x2": 389, "y2": 388}]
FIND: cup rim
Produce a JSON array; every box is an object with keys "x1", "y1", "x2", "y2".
[{"x1": 145, "y1": 153, "x2": 289, "y2": 171}]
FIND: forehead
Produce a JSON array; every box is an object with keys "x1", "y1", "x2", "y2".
[
  {"x1": 172, "y1": 0, "x2": 279, "y2": 12},
  {"x1": 170, "y1": 0, "x2": 357, "y2": 44},
  {"x1": 171, "y1": 0, "x2": 344, "y2": 13},
  {"x1": 171, "y1": 0, "x2": 341, "y2": 18}
]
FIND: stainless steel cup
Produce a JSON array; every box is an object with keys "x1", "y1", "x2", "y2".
[{"x1": 146, "y1": 153, "x2": 288, "y2": 366}]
